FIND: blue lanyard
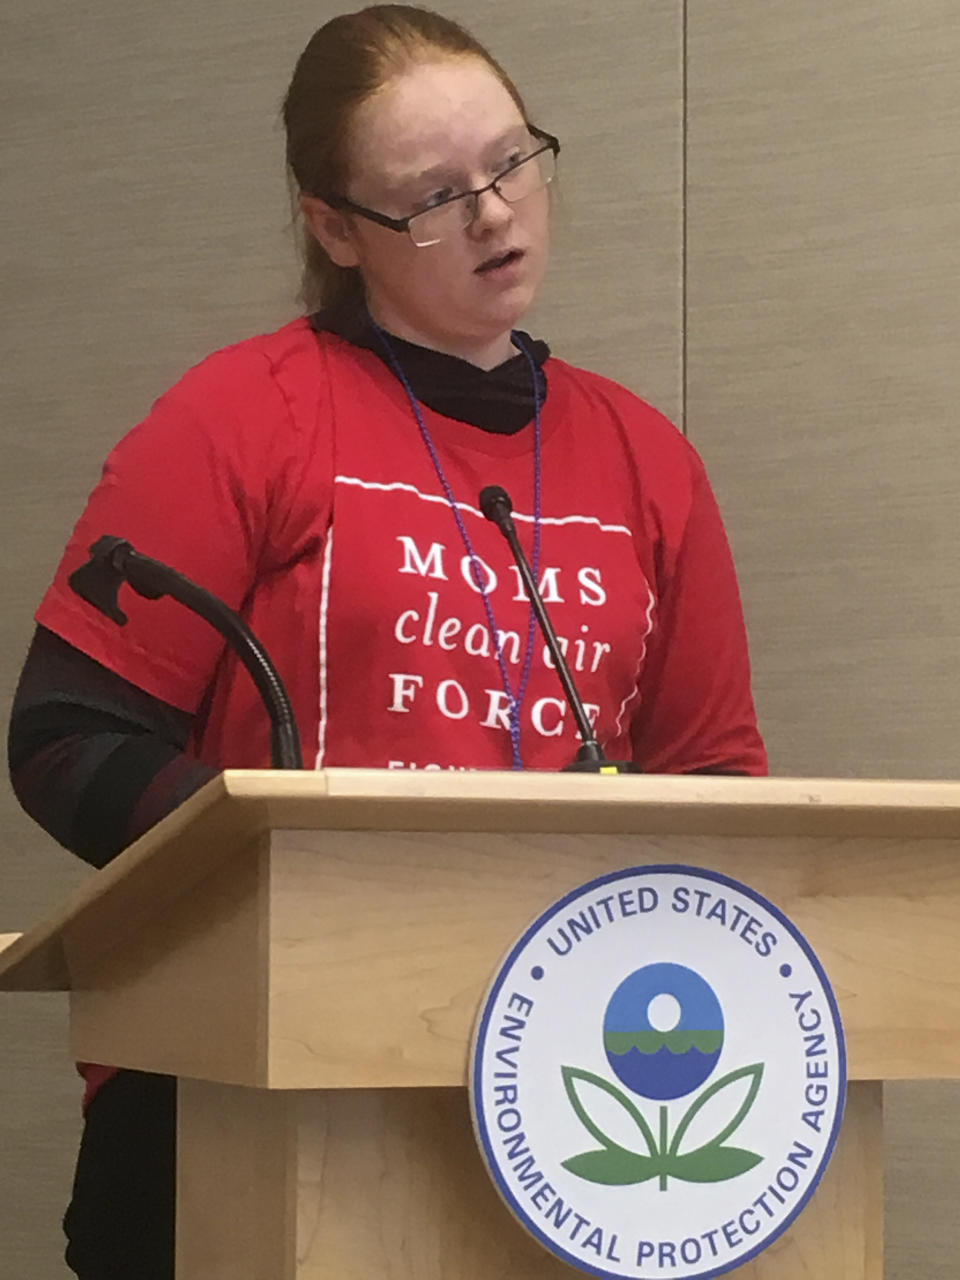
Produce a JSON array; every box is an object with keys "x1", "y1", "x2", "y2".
[{"x1": 371, "y1": 323, "x2": 543, "y2": 769}]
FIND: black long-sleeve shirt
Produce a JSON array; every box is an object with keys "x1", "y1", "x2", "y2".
[{"x1": 9, "y1": 626, "x2": 217, "y2": 866}]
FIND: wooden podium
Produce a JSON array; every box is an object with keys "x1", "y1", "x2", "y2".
[{"x1": 3, "y1": 768, "x2": 959, "y2": 1278}]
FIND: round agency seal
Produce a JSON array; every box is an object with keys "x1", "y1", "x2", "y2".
[{"x1": 469, "y1": 866, "x2": 846, "y2": 1279}]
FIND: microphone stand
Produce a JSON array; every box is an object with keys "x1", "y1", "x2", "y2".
[
  {"x1": 68, "y1": 535, "x2": 303, "y2": 769},
  {"x1": 479, "y1": 487, "x2": 638, "y2": 774}
]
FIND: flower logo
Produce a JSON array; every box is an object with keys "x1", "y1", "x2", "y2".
[
  {"x1": 604, "y1": 963, "x2": 724, "y2": 1100},
  {"x1": 562, "y1": 963, "x2": 763, "y2": 1190}
]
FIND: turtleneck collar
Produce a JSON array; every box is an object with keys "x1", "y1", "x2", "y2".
[{"x1": 308, "y1": 307, "x2": 550, "y2": 435}]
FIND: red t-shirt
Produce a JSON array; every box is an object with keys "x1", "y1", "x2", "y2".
[{"x1": 38, "y1": 318, "x2": 766, "y2": 777}]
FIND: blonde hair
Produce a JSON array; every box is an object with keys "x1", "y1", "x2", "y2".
[{"x1": 282, "y1": 4, "x2": 528, "y2": 314}]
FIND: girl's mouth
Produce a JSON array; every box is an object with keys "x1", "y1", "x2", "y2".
[{"x1": 475, "y1": 248, "x2": 524, "y2": 274}]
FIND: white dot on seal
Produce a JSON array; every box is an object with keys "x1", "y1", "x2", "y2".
[{"x1": 647, "y1": 993, "x2": 681, "y2": 1032}]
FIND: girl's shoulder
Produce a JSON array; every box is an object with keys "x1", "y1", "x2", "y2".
[
  {"x1": 167, "y1": 316, "x2": 323, "y2": 411},
  {"x1": 148, "y1": 317, "x2": 381, "y2": 449},
  {"x1": 545, "y1": 356, "x2": 706, "y2": 477}
]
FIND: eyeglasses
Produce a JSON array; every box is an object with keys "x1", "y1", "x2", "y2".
[{"x1": 321, "y1": 125, "x2": 560, "y2": 248}]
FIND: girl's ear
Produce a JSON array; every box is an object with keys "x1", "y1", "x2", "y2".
[{"x1": 300, "y1": 195, "x2": 361, "y2": 268}]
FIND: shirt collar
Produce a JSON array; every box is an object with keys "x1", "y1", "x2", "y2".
[{"x1": 308, "y1": 308, "x2": 550, "y2": 435}]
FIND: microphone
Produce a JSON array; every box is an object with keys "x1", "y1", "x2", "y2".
[
  {"x1": 68, "y1": 535, "x2": 303, "y2": 769},
  {"x1": 479, "y1": 486, "x2": 637, "y2": 773}
]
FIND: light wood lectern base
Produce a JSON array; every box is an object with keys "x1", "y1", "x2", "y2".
[
  {"x1": 3, "y1": 768, "x2": 955, "y2": 1279},
  {"x1": 178, "y1": 1079, "x2": 882, "y2": 1278}
]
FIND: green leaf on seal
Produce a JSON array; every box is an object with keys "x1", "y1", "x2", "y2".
[
  {"x1": 669, "y1": 1062, "x2": 764, "y2": 1158},
  {"x1": 562, "y1": 1147, "x2": 659, "y2": 1185},
  {"x1": 561, "y1": 1065, "x2": 658, "y2": 1158},
  {"x1": 668, "y1": 1145, "x2": 763, "y2": 1183}
]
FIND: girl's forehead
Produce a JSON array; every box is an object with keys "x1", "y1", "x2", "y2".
[{"x1": 350, "y1": 58, "x2": 525, "y2": 174}]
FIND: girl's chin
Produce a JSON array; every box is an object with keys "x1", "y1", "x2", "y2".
[
  {"x1": 472, "y1": 285, "x2": 537, "y2": 330},
  {"x1": 369, "y1": 284, "x2": 538, "y2": 360}
]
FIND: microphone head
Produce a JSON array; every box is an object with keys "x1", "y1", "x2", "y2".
[{"x1": 479, "y1": 485, "x2": 513, "y2": 523}]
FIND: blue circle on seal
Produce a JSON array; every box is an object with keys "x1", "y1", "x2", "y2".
[{"x1": 604, "y1": 963, "x2": 724, "y2": 1100}]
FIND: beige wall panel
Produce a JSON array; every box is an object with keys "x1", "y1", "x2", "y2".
[
  {"x1": 498, "y1": 0, "x2": 684, "y2": 414},
  {"x1": 2, "y1": 4, "x2": 311, "y2": 1270},
  {"x1": 0, "y1": 1, "x2": 681, "y2": 1274},
  {"x1": 687, "y1": 3, "x2": 960, "y2": 1277},
  {"x1": 687, "y1": 0, "x2": 960, "y2": 781},
  {"x1": 884, "y1": 1081, "x2": 960, "y2": 1280}
]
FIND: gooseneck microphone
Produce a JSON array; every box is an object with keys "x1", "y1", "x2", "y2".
[
  {"x1": 480, "y1": 486, "x2": 636, "y2": 773},
  {"x1": 68, "y1": 535, "x2": 303, "y2": 769}
]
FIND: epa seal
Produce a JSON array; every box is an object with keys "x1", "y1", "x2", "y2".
[{"x1": 469, "y1": 866, "x2": 846, "y2": 1278}]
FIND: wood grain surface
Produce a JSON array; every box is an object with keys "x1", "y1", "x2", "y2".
[
  {"x1": 265, "y1": 825, "x2": 960, "y2": 1088},
  {"x1": 176, "y1": 1080, "x2": 881, "y2": 1279},
  {"x1": 4, "y1": 772, "x2": 957, "y2": 1095}
]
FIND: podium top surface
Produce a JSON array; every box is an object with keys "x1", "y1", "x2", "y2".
[
  {"x1": 4, "y1": 768, "x2": 960, "y2": 993},
  {"x1": 211, "y1": 767, "x2": 960, "y2": 836}
]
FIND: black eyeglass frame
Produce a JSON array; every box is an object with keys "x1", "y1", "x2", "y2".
[{"x1": 317, "y1": 125, "x2": 560, "y2": 240}]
